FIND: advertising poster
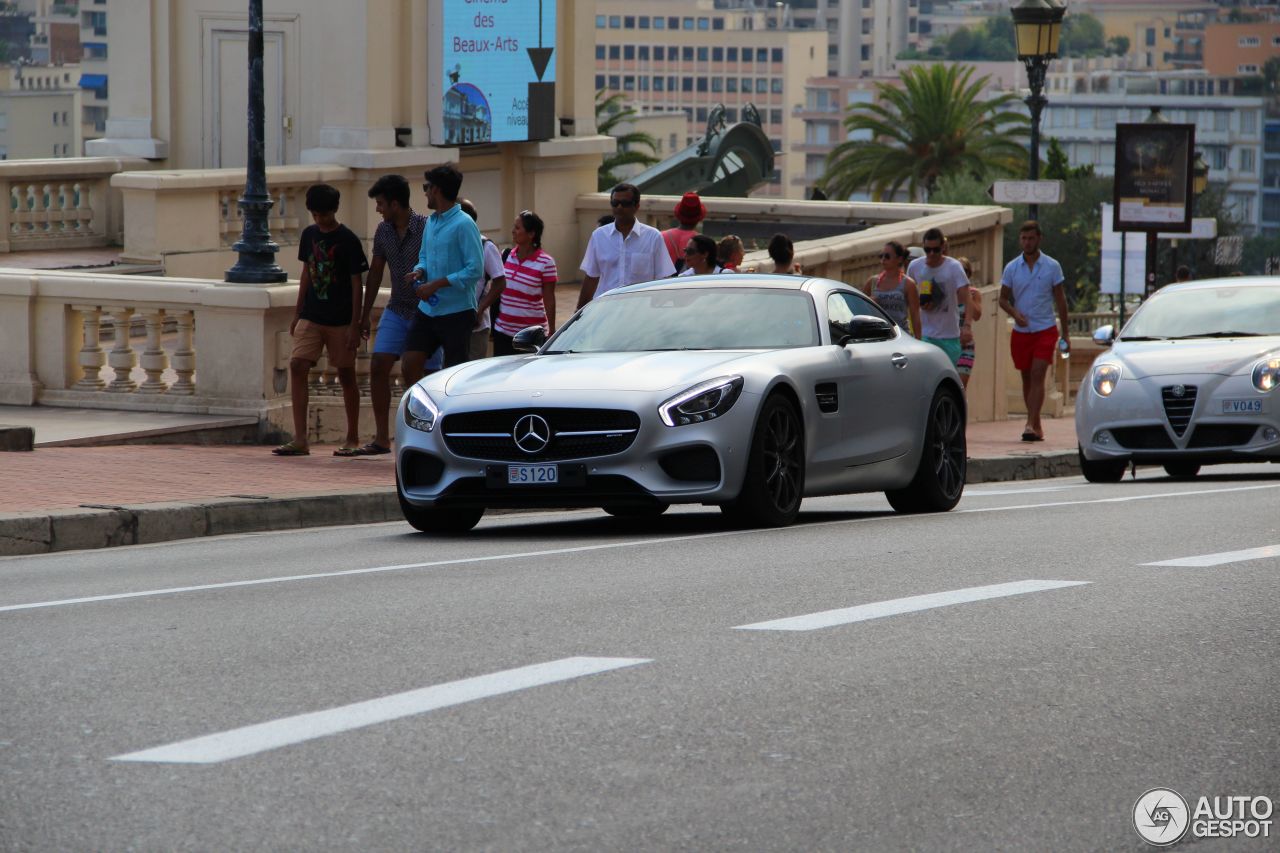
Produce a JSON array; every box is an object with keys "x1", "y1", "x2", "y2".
[
  {"x1": 437, "y1": 0, "x2": 556, "y2": 145},
  {"x1": 1099, "y1": 203, "x2": 1147, "y2": 295},
  {"x1": 1112, "y1": 123, "x2": 1194, "y2": 232}
]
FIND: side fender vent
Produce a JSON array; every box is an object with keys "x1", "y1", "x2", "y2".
[{"x1": 815, "y1": 382, "x2": 839, "y2": 414}]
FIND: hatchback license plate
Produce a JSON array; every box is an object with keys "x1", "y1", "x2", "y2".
[
  {"x1": 507, "y1": 464, "x2": 558, "y2": 485},
  {"x1": 1222, "y1": 399, "x2": 1262, "y2": 414}
]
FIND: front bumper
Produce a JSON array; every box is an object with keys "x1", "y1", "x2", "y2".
[
  {"x1": 395, "y1": 389, "x2": 760, "y2": 509},
  {"x1": 1076, "y1": 372, "x2": 1280, "y2": 463}
]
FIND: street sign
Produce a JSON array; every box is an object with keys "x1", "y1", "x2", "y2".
[
  {"x1": 1157, "y1": 218, "x2": 1218, "y2": 240},
  {"x1": 987, "y1": 179, "x2": 1065, "y2": 205}
]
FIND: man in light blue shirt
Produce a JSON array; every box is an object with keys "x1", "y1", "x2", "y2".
[
  {"x1": 402, "y1": 163, "x2": 483, "y2": 380},
  {"x1": 998, "y1": 219, "x2": 1069, "y2": 442}
]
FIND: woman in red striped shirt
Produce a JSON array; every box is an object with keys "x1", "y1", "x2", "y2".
[{"x1": 493, "y1": 210, "x2": 559, "y2": 355}]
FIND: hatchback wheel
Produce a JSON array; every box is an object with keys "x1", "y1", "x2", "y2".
[
  {"x1": 1078, "y1": 447, "x2": 1128, "y2": 483},
  {"x1": 1163, "y1": 462, "x2": 1201, "y2": 479}
]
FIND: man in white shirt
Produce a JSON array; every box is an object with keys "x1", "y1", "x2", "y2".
[
  {"x1": 905, "y1": 227, "x2": 971, "y2": 366},
  {"x1": 576, "y1": 183, "x2": 675, "y2": 310}
]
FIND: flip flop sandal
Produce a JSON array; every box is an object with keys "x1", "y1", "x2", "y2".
[
  {"x1": 352, "y1": 443, "x2": 392, "y2": 456},
  {"x1": 272, "y1": 442, "x2": 310, "y2": 456},
  {"x1": 1021, "y1": 430, "x2": 1038, "y2": 442},
  {"x1": 332, "y1": 446, "x2": 362, "y2": 457}
]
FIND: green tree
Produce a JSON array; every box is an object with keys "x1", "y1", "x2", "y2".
[
  {"x1": 821, "y1": 64, "x2": 1028, "y2": 202},
  {"x1": 1043, "y1": 137, "x2": 1094, "y2": 180},
  {"x1": 1107, "y1": 35, "x2": 1130, "y2": 57},
  {"x1": 594, "y1": 90, "x2": 660, "y2": 192},
  {"x1": 1060, "y1": 14, "x2": 1107, "y2": 56}
]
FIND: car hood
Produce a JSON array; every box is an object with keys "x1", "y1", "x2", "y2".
[
  {"x1": 1112, "y1": 338, "x2": 1280, "y2": 378},
  {"x1": 442, "y1": 351, "x2": 757, "y2": 396}
]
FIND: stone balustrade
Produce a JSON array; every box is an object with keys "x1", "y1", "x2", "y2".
[{"x1": 0, "y1": 157, "x2": 148, "y2": 253}]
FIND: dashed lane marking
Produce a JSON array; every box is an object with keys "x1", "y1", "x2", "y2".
[
  {"x1": 1142, "y1": 544, "x2": 1280, "y2": 567},
  {"x1": 733, "y1": 580, "x2": 1091, "y2": 632},
  {"x1": 110, "y1": 656, "x2": 652, "y2": 765}
]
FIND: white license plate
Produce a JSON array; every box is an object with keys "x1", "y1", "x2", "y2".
[
  {"x1": 1222, "y1": 399, "x2": 1263, "y2": 414},
  {"x1": 507, "y1": 464, "x2": 558, "y2": 485}
]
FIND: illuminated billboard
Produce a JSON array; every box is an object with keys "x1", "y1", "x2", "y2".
[{"x1": 432, "y1": 0, "x2": 557, "y2": 146}]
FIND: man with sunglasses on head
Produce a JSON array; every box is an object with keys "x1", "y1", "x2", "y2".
[
  {"x1": 576, "y1": 183, "x2": 675, "y2": 311},
  {"x1": 905, "y1": 227, "x2": 971, "y2": 367}
]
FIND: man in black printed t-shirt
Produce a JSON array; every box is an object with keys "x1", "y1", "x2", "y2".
[{"x1": 273, "y1": 183, "x2": 369, "y2": 457}]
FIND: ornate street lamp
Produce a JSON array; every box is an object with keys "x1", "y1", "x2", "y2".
[
  {"x1": 225, "y1": 0, "x2": 286, "y2": 284},
  {"x1": 1011, "y1": 0, "x2": 1067, "y2": 221}
]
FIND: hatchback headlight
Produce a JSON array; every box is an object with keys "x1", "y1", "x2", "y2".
[
  {"x1": 659, "y1": 376, "x2": 745, "y2": 427},
  {"x1": 1252, "y1": 357, "x2": 1280, "y2": 392},
  {"x1": 404, "y1": 385, "x2": 440, "y2": 432},
  {"x1": 1092, "y1": 363, "x2": 1122, "y2": 397}
]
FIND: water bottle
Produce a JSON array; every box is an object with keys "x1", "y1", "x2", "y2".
[{"x1": 1058, "y1": 338, "x2": 1070, "y2": 360}]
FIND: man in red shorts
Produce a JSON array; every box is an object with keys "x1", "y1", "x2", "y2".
[{"x1": 998, "y1": 220, "x2": 1069, "y2": 441}]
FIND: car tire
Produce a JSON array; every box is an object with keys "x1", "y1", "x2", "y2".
[
  {"x1": 1163, "y1": 462, "x2": 1201, "y2": 479},
  {"x1": 885, "y1": 385, "x2": 967, "y2": 514},
  {"x1": 723, "y1": 394, "x2": 805, "y2": 527},
  {"x1": 1078, "y1": 446, "x2": 1128, "y2": 483},
  {"x1": 397, "y1": 473, "x2": 484, "y2": 533},
  {"x1": 603, "y1": 504, "x2": 669, "y2": 518}
]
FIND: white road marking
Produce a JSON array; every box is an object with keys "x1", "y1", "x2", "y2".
[
  {"x1": 110, "y1": 656, "x2": 651, "y2": 765},
  {"x1": 1142, "y1": 544, "x2": 1280, "y2": 567},
  {"x1": 3, "y1": 482, "x2": 1276, "y2": 614},
  {"x1": 733, "y1": 580, "x2": 1090, "y2": 631},
  {"x1": 962, "y1": 485, "x2": 1083, "y2": 497}
]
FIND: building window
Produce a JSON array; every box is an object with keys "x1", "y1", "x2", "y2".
[
  {"x1": 771, "y1": 48, "x2": 783, "y2": 63},
  {"x1": 1145, "y1": 28, "x2": 1155, "y2": 47},
  {"x1": 697, "y1": 47, "x2": 708, "y2": 62},
  {"x1": 654, "y1": 46, "x2": 664, "y2": 61},
  {"x1": 639, "y1": 16, "x2": 649, "y2": 29},
  {"x1": 639, "y1": 76, "x2": 649, "y2": 91},
  {"x1": 639, "y1": 46, "x2": 649, "y2": 61},
  {"x1": 682, "y1": 17, "x2": 693, "y2": 30},
  {"x1": 697, "y1": 17, "x2": 710, "y2": 30},
  {"x1": 608, "y1": 75, "x2": 620, "y2": 89},
  {"x1": 770, "y1": 109, "x2": 782, "y2": 125},
  {"x1": 1239, "y1": 64, "x2": 1260, "y2": 74},
  {"x1": 624, "y1": 45, "x2": 635, "y2": 60},
  {"x1": 624, "y1": 16, "x2": 635, "y2": 28},
  {"x1": 682, "y1": 77, "x2": 693, "y2": 92},
  {"x1": 596, "y1": 45, "x2": 605, "y2": 60},
  {"x1": 713, "y1": 48, "x2": 723, "y2": 62},
  {"x1": 1243, "y1": 111, "x2": 1257, "y2": 134},
  {"x1": 609, "y1": 15, "x2": 621, "y2": 28},
  {"x1": 596, "y1": 15, "x2": 605, "y2": 27},
  {"x1": 712, "y1": 77, "x2": 723, "y2": 92},
  {"x1": 653, "y1": 16, "x2": 665, "y2": 29},
  {"x1": 608, "y1": 45, "x2": 620, "y2": 60},
  {"x1": 713, "y1": 18, "x2": 724, "y2": 31},
  {"x1": 653, "y1": 76, "x2": 664, "y2": 92},
  {"x1": 595, "y1": 74, "x2": 605, "y2": 89},
  {"x1": 682, "y1": 46, "x2": 693, "y2": 61},
  {"x1": 53, "y1": 111, "x2": 59, "y2": 125},
  {"x1": 726, "y1": 78, "x2": 738, "y2": 93},
  {"x1": 728, "y1": 47, "x2": 738, "y2": 62},
  {"x1": 668, "y1": 16, "x2": 679, "y2": 29},
  {"x1": 1214, "y1": 111, "x2": 1228, "y2": 132},
  {"x1": 757, "y1": 78, "x2": 769, "y2": 94},
  {"x1": 1239, "y1": 36, "x2": 1261, "y2": 48},
  {"x1": 697, "y1": 107, "x2": 708, "y2": 122},
  {"x1": 1241, "y1": 148, "x2": 1255, "y2": 173},
  {"x1": 756, "y1": 48, "x2": 768, "y2": 63},
  {"x1": 1212, "y1": 148, "x2": 1228, "y2": 170},
  {"x1": 623, "y1": 76, "x2": 634, "y2": 91},
  {"x1": 696, "y1": 77, "x2": 708, "y2": 92}
]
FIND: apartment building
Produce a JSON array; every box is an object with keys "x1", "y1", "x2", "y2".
[
  {"x1": 78, "y1": 0, "x2": 107, "y2": 142},
  {"x1": 0, "y1": 63, "x2": 83, "y2": 160},
  {"x1": 28, "y1": 0, "x2": 81, "y2": 65},
  {"x1": 1040, "y1": 70, "x2": 1264, "y2": 230},
  {"x1": 1262, "y1": 116, "x2": 1280, "y2": 237},
  {"x1": 594, "y1": 0, "x2": 826, "y2": 197},
  {"x1": 1202, "y1": 22, "x2": 1280, "y2": 78},
  {"x1": 1074, "y1": 0, "x2": 1218, "y2": 71}
]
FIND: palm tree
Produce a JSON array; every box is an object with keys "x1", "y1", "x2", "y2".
[
  {"x1": 596, "y1": 90, "x2": 660, "y2": 191},
  {"x1": 821, "y1": 64, "x2": 1029, "y2": 202}
]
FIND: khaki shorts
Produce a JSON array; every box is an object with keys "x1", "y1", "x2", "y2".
[{"x1": 291, "y1": 318, "x2": 356, "y2": 368}]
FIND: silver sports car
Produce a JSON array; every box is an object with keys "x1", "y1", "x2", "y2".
[
  {"x1": 1076, "y1": 277, "x2": 1280, "y2": 482},
  {"x1": 395, "y1": 274, "x2": 966, "y2": 531}
]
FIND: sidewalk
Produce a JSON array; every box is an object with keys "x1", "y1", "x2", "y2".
[{"x1": 0, "y1": 417, "x2": 1077, "y2": 556}]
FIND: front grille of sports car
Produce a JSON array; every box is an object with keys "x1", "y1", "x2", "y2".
[
  {"x1": 1187, "y1": 424, "x2": 1258, "y2": 448},
  {"x1": 1111, "y1": 426, "x2": 1176, "y2": 450},
  {"x1": 1162, "y1": 385, "x2": 1198, "y2": 436},
  {"x1": 441, "y1": 408, "x2": 641, "y2": 462}
]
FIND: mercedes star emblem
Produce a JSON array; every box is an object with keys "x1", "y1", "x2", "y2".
[{"x1": 513, "y1": 414, "x2": 551, "y2": 454}]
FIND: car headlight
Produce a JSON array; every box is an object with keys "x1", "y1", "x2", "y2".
[
  {"x1": 659, "y1": 376, "x2": 745, "y2": 427},
  {"x1": 1252, "y1": 357, "x2": 1280, "y2": 392},
  {"x1": 1092, "y1": 363, "x2": 1122, "y2": 397},
  {"x1": 404, "y1": 385, "x2": 441, "y2": 432}
]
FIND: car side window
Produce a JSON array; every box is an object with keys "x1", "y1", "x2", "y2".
[{"x1": 827, "y1": 290, "x2": 895, "y2": 343}]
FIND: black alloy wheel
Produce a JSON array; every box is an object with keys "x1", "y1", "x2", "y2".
[
  {"x1": 885, "y1": 386, "x2": 966, "y2": 513},
  {"x1": 724, "y1": 394, "x2": 805, "y2": 527}
]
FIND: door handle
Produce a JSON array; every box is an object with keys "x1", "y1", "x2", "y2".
[{"x1": 891, "y1": 354, "x2": 908, "y2": 369}]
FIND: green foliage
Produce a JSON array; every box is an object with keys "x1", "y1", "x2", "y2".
[
  {"x1": 1059, "y1": 14, "x2": 1106, "y2": 57},
  {"x1": 1242, "y1": 233, "x2": 1280, "y2": 276},
  {"x1": 1107, "y1": 35, "x2": 1130, "y2": 57},
  {"x1": 595, "y1": 90, "x2": 660, "y2": 192},
  {"x1": 821, "y1": 64, "x2": 1028, "y2": 202},
  {"x1": 932, "y1": 13, "x2": 1107, "y2": 60},
  {"x1": 1043, "y1": 137, "x2": 1094, "y2": 180}
]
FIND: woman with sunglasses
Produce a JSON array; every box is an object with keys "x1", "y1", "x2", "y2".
[
  {"x1": 862, "y1": 241, "x2": 921, "y2": 338},
  {"x1": 676, "y1": 234, "x2": 722, "y2": 276},
  {"x1": 493, "y1": 210, "x2": 558, "y2": 356}
]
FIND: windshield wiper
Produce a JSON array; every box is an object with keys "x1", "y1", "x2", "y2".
[
  {"x1": 1118, "y1": 335, "x2": 1167, "y2": 341},
  {"x1": 1166, "y1": 331, "x2": 1266, "y2": 339}
]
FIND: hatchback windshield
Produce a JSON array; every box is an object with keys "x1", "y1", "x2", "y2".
[
  {"x1": 545, "y1": 287, "x2": 820, "y2": 352},
  {"x1": 1121, "y1": 285, "x2": 1280, "y2": 340}
]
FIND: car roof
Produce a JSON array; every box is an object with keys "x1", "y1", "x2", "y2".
[
  {"x1": 611, "y1": 274, "x2": 833, "y2": 295},
  {"x1": 1156, "y1": 276, "x2": 1280, "y2": 294}
]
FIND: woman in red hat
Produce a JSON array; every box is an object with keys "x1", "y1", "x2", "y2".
[{"x1": 661, "y1": 191, "x2": 707, "y2": 271}]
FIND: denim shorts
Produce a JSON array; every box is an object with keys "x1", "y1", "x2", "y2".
[{"x1": 373, "y1": 309, "x2": 413, "y2": 356}]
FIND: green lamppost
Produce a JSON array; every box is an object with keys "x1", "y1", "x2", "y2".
[{"x1": 1011, "y1": 0, "x2": 1067, "y2": 221}]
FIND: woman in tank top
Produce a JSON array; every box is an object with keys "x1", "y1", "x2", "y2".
[{"x1": 862, "y1": 241, "x2": 921, "y2": 338}]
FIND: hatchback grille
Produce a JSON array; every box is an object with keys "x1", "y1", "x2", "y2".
[
  {"x1": 1111, "y1": 426, "x2": 1175, "y2": 450},
  {"x1": 1161, "y1": 385, "x2": 1197, "y2": 436},
  {"x1": 1187, "y1": 424, "x2": 1258, "y2": 448},
  {"x1": 441, "y1": 408, "x2": 641, "y2": 462}
]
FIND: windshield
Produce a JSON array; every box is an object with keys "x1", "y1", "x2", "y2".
[
  {"x1": 545, "y1": 287, "x2": 820, "y2": 353},
  {"x1": 1120, "y1": 286, "x2": 1280, "y2": 340}
]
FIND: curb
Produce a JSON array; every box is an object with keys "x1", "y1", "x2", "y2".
[{"x1": 0, "y1": 450, "x2": 1083, "y2": 557}]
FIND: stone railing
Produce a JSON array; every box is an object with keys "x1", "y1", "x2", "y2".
[
  {"x1": 1067, "y1": 311, "x2": 1119, "y2": 335},
  {"x1": 0, "y1": 269, "x2": 399, "y2": 442},
  {"x1": 0, "y1": 157, "x2": 148, "y2": 253},
  {"x1": 111, "y1": 164, "x2": 356, "y2": 280}
]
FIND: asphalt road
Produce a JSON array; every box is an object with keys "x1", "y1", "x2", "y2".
[{"x1": 2, "y1": 466, "x2": 1279, "y2": 851}]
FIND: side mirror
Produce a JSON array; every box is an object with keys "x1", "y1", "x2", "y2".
[
  {"x1": 836, "y1": 315, "x2": 896, "y2": 346},
  {"x1": 1092, "y1": 325, "x2": 1116, "y2": 347},
  {"x1": 511, "y1": 325, "x2": 547, "y2": 353}
]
